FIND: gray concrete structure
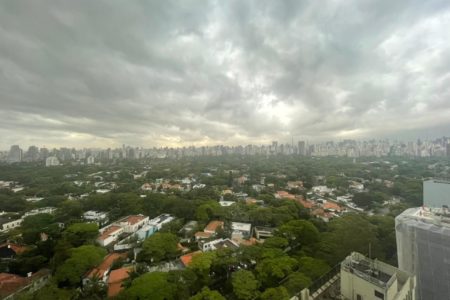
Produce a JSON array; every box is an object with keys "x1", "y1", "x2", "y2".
[{"x1": 396, "y1": 207, "x2": 450, "y2": 300}]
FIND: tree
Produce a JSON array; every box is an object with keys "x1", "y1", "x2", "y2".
[
  {"x1": 256, "y1": 256, "x2": 298, "y2": 287},
  {"x1": 189, "y1": 251, "x2": 216, "y2": 285},
  {"x1": 319, "y1": 214, "x2": 382, "y2": 265},
  {"x1": 63, "y1": 223, "x2": 99, "y2": 247},
  {"x1": 232, "y1": 270, "x2": 259, "y2": 300},
  {"x1": 277, "y1": 220, "x2": 319, "y2": 247},
  {"x1": 211, "y1": 248, "x2": 238, "y2": 279},
  {"x1": 21, "y1": 214, "x2": 56, "y2": 244},
  {"x1": 120, "y1": 272, "x2": 176, "y2": 300},
  {"x1": 297, "y1": 257, "x2": 330, "y2": 281},
  {"x1": 137, "y1": 232, "x2": 179, "y2": 264},
  {"x1": 16, "y1": 283, "x2": 75, "y2": 300},
  {"x1": 282, "y1": 272, "x2": 311, "y2": 296},
  {"x1": 189, "y1": 287, "x2": 225, "y2": 300},
  {"x1": 260, "y1": 287, "x2": 290, "y2": 300},
  {"x1": 262, "y1": 237, "x2": 289, "y2": 249},
  {"x1": 55, "y1": 245, "x2": 106, "y2": 287},
  {"x1": 77, "y1": 276, "x2": 107, "y2": 300}
]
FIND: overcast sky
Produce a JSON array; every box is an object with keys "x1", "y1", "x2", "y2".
[{"x1": 1, "y1": 0, "x2": 450, "y2": 149}]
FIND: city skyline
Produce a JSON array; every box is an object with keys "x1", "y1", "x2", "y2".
[
  {"x1": 1, "y1": 1, "x2": 450, "y2": 148},
  {"x1": 2, "y1": 136, "x2": 450, "y2": 163}
]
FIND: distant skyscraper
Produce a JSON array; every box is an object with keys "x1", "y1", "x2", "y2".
[
  {"x1": 446, "y1": 144, "x2": 450, "y2": 157},
  {"x1": 7, "y1": 145, "x2": 22, "y2": 163},
  {"x1": 39, "y1": 147, "x2": 49, "y2": 160},
  {"x1": 396, "y1": 207, "x2": 450, "y2": 300},
  {"x1": 298, "y1": 141, "x2": 306, "y2": 155},
  {"x1": 26, "y1": 145, "x2": 40, "y2": 162}
]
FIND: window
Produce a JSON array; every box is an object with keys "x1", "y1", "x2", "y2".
[
  {"x1": 374, "y1": 290, "x2": 384, "y2": 299},
  {"x1": 357, "y1": 295, "x2": 362, "y2": 300}
]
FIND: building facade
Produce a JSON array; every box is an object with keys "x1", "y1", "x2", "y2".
[{"x1": 396, "y1": 207, "x2": 450, "y2": 300}]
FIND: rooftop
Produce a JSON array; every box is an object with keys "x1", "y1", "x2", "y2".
[
  {"x1": 119, "y1": 215, "x2": 147, "y2": 225},
  {"x1": 341, "y1": 252, "x2": 395, "y2": 289},
  {"x1": 180, "y1": 251, "x2": 201, "y2": 267},
  {"x1": 399, "y1": 207, "x2": 450, "y2": 228},
  {"x1": 108, "y1": 267, "x2": 132, "y2": 298},
  {"x1": 204, "y1": 220, "x2": 224, "y2": 233},
  {"x1": 231, "y1": 222, "x2": 252, "y2": 231},
  {"x1": 98, "y1": 225, "x2": 122, "y2": 241},
  {"x1": 87, "y1": 253, "x2": 127, "y2": 279}
]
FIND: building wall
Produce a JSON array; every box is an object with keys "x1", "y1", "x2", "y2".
[
  {"x1": 396, "y1": 208, "x2": 450, "y2": 300},
  {"x1": 423, "y1": 180, "x2": 450, "y2": 208},
  {"x1": 1, "y1": 219, "x2": 23, "y2": 231},
  {"x1": 340, "y1": 268, "x2": 387, "y2": 300}
]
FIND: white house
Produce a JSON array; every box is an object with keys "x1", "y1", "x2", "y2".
[
  {"x1": 0, "y1": 217, "x2": 23, "y2": 232},
  {"x1": 231, "y1": 222, "x2": 252, "y2": 238},
  {"x1": 200, "y1": 238, "x2": 239, "y2": 252},
  {"x1": 97, "y1": 225, "x2": 124, "y2": 247},
  {"x1": 116, "y1": 215, "x2": 149, "y2": 233}
]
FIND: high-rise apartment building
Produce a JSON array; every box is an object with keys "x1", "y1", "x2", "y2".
[
  {"x1": 396, "y1": 207, "x2": 450, "y2": 300},
  {"x1": 7, "y1": 145, "x2": 22, "y2": 163},
  {"x1": 298, "y1": 141, "x2": 306, "y2": 155}
]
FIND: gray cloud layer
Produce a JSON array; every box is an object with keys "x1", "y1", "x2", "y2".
[{"x1": 1, "y1": 0, "x2": 450, "y2": 148}]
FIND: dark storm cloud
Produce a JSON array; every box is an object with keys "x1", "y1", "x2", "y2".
[{"x1": 1, "y1": 0, "x2": 450, "y2": 148}]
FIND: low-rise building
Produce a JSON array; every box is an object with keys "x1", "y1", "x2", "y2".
[
  {"x1": 231, "y1": 222, "x2": 252, "y2": 239},
  {"x1": 204, "y1": 220, "x2": 224, "y2": 235},
  {"x1": 0, "y1": 269, "x2": 51, "y2": 299},
  {"x1": 200, "y1": 238, "x2": 239, "y2": 252},
  {"x1": 297, "y1": 252, "x2": 416, "y2": 300},
  {"x1": 83, "y1": 253, "x2": 127, "y2": 285},
  {"x1": 116, "y1": 215, "x2": 149, "y2": 233},
  {"x1": 341, "y1": 252, "x2": 415, "y2": 300},
  {"x1": 25, "y1": 197, "x2": 44, "y2": 202},
  {"x1": 253, "y1": 227, "x2": 275, "y2": 240},
  {"x1": 97, "y1": 225, "x2": 124, "y2": 247},
  {"x1": 180, "y1": 251, "x2": 202, "y2": 267},
  {"x1": 83, "y1": 211, "x2": 108, "y2": 225},
  {"x1": 0, "y1": 216, "x2": 22, "y2": 232},
  {"x1": 24, "y1": 207, "x2": 57, "y2": 217}
]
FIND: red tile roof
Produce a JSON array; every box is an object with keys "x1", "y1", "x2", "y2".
[
  {"x1": 87, "y1": 253, "x2": 127, "y2": 279},
  {"x1": 0, "y1": 270, "x2": 50, "y2": 298},
  {"x1": 122, "y1": 215, "x2": 146, "y2": 225},
  {"x1": 298, "y1": 198, "x2": 314, "y2": 209},
  {"x1": 194, "y1": 231, "x2": 212, "y2": 239},
  {"x1": 107, "y1": 267, "x2": 132, "y2": 298},
  {"x1": 98, "y1": 225, "x2": 122, "y2": 241},
  {"x1": 0, "y1": 273, "x2": 28, "y2": 298},
  {"x1": 180, "y1": 251, "x2": 202, "y2": 267},
  {"x1": 204, "y1": 221, "x2": 224, "y2": 233},
  {"x1": 323, "y1": 201, "x2": 342, "y2": 212}
]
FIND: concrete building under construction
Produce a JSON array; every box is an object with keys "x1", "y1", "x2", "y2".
[{"x1": 396, "y1": 207, "x2": 450, "y2": 300}]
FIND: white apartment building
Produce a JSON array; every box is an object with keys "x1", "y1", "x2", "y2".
[
  {"x1": 45, "y1": 156, "x2": 60, "y2": 167},
  {"x1": 341, "y1": 252, "x2": 415, "y2": 300}
]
